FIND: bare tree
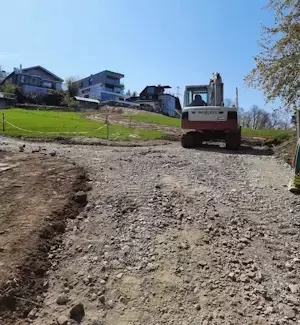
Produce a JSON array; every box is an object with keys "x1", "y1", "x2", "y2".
[
  {"x1": 224, "y1": 98, "x2": 234, "y2": 107},
  {"x1": 241, "y1": 110, "x2": 252, "y2": 128},
  {"x1": 239, "y1": 105, "x2": 273, "y2": 129},
  {"x1": 248, "y1": 105, "x2": 260, "y2": 129},
  {"x1": 260, "y1": 111, "x2": 272, "y2": 128}
]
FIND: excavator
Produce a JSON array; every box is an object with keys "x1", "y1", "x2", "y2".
[{"x1": 181, "y1": 73, "x2": 241, "y2": 150}]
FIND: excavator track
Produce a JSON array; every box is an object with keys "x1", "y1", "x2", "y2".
[{"x1": 181, "y1": 132, "x2": 203, "y2": 148}]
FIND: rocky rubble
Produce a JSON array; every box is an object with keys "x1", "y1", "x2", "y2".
[{"x1": 0, "y1": 137, "x2": 299, "y2": 325}]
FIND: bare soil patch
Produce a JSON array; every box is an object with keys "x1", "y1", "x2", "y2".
[
  {"x1": 86, "y1": 106, "x2": 181, "y2": 137},
  {"x1": 10, "y1": 135, "x2": 173, "y2": 147},
  {"x1": 0, "y1": 151, "x2": 88, "y2": 324}
]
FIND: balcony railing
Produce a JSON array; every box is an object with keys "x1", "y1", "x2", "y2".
[
  {"x1": 105, "y1": 78, "x2": 125, "y2": 88},
  {"x1": 103, "y1": 87, "x2": 124, "y2": 95}
]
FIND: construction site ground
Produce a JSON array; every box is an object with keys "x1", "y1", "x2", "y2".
[
  {"x1": 0, "y1": 149, "x2": 88, "y2": 325},
  {"x1": 0, "y1": 135, "x2": 299, "y2": 325}
]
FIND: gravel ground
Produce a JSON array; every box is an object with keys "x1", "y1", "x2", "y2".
[{"x1": 1, "y1": 137, "x2": 299, "y2": 325}]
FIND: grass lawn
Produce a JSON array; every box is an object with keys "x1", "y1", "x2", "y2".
[
  {"x1": 0, "y1": 108, "x2": 164, "y2": 141},
  {"x1": 242, "y1": 127, "x2": 295, "y2": 142}
]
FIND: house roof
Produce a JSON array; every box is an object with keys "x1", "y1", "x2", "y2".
[
  {"x1": 0, "y1": 65, "x2": 63, "y2": 85},
  {"x1": 22, "y1": 65, "x2": 64, "y2": 82},
  {"x1": 103, "y1": 70, "x2": 124, "y2": 78},
  {"x1": 76, "y1": 70, "x2": 124, "y2": 84},
  {"x1": 147, "y1": 85, "x2": 171, "y2": 89}
]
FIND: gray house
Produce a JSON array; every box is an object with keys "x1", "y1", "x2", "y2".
[
  {"x1": 0, "y1": 65, "x2": 63, "y2": 95},
  {"x1": 77, "y1": 70, "x2": 125, "y2": 101}
]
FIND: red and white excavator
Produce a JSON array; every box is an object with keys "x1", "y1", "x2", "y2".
[{"x1": 181, "y1": 73, "x2": 241, "y2": 149}]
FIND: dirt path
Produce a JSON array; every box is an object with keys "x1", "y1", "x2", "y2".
[{"x1": 0, "y1": 137, "x2": 299, "y2": 325}]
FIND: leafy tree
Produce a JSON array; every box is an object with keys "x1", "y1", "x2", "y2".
[
  {"x1": 43, "y1": 90, "x2": 65, "y2": 106},
  {"x1": 132, "y1": 91, "x2": 138, "y2": 97},
  {"x1": 0, "y1": 81, "x2": 17, "y2": 94},
  {"x1": 126, "y1": 90, "x2": 131, "y2": 96},
  {"x1": 245, "y1": 0, "x2": 300, "y2": 114},
  {"x1": 65, "y1": 76, "x2": 80, "y2": 97}
]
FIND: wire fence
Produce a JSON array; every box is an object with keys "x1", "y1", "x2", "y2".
[
  {"x1": 4, "y1": 119, "x2": 106, "y2": 135},
  {"x1": 0, "y1": 112, "x2": 154, "y2": 141},
  {"x1": 1, "y1": 112, "x2": 112, "y2": 138}
]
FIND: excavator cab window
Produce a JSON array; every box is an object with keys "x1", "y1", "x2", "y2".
[{"x1": 184, "y1": 87, "x2": 209, "y2": 107}]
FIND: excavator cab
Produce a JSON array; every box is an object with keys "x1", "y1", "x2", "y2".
[{"x1": 184, "y1": 86, "x2": 209, "y2": 107}]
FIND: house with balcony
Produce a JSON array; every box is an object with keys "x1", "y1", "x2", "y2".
[
  {"x1": 0, "y1": 65, "x2": 63, "y2": 95},
  {"x1": 128, "y1": 85, "x2": 182, "y2": 117},
  {"x1": 77, "y1": 70, "x2": 125, "y2": 101}
]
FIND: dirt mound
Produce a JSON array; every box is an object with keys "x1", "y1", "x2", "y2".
[
  {"x1": 0, "y1": 152, "x2": 88, "y2": 324},
  {"x1": 275, "y1": 136, "x2": 297, "y2": 165}
]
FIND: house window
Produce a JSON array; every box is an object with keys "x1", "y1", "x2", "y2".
[
  {"x1": 24, "y1": 76, "x2": 30, "y2": 84},
  {"x1": 106, "y1": 77, "x2": 120, "y2": 86},
  {"x1": 82, "y1": 88, "x2": 90, "y2": 94},
  {"x1": 42, "y1": 81, "x2": 52, "y2": 88},
  {"x1": 32, "y1": 78, "x2": 40, "y2": 86},
  {"x1": 105, "y1": 86, "x2": 114, "y2": 92}
]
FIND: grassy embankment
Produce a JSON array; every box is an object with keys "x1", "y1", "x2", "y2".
[
  {"x1": 0, "y1": 108, "x2": 163, "y2": 140},
  {"x1": 1, "y1": 108, "x2": 295, "y2": 143}
]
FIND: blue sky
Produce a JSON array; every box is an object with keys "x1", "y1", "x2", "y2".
[{"x1": 1, "y1": 0, "x2": 275, "y2": 109}]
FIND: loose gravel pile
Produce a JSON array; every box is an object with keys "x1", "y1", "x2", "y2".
[{"x1": 1, "y1": 137, "x2": 299, "y2": 325}]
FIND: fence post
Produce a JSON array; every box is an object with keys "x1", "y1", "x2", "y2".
[
  {"x1": 105, "y1": 115, "x2": 109, "y2": 140},
  {"x1": 129, "y1": 116, "x2": 132, "y2": 128},
  {"x1": 2, "y1": 113, "x2": 5, "y2": 133}
]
